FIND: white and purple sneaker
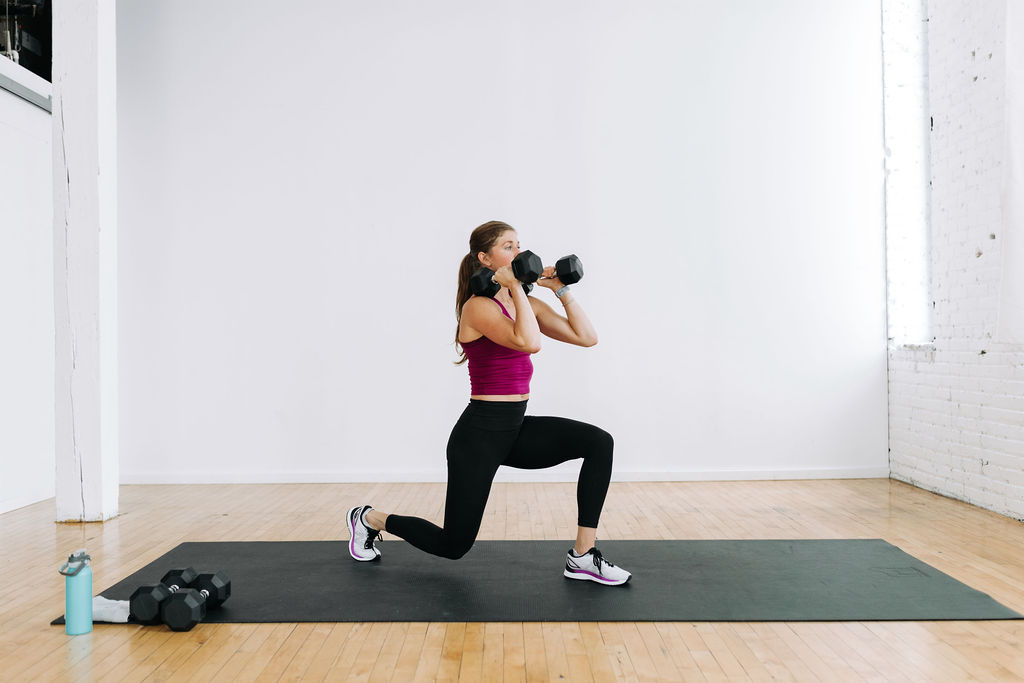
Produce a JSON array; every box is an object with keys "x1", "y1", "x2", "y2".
[
  {"x1": 564, "y1": 547, "x2": 631, "y2": 585},
  {"x1": 347, "y1": 505, "x2": 381, "y2": 561}
]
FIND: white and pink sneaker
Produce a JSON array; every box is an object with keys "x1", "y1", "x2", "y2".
[
  {"x1": 347, "y1": 505, "x2": 382, "y2": 561},
  {"x1": 563, "y1": 547, "x2": 631, "y2": 585}
]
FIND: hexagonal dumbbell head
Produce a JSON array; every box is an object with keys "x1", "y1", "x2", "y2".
[
  {"x1": 161, "y1": 587, "x2": 207, "y2": 632},
  {"x1": 469, "y1": 267, "x2": 500, "y2": 298},
  {"x1": 554, "y1": 254, "x2": 583, "y2": 285},
  {"x1": 129, "y1": 567, "x2": 198, "y2": 625},
  {"x1": 129, "y1": 584, "x2": 170, "y2": 625},
  {"x1": 511, "y1": 250, "x2": 543, "y2": 284},
  {"x1": 192, "y1": 570, "x2": 231, "y2": 608}
]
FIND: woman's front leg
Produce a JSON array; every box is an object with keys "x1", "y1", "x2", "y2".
[
  {"x1": 575, "y1": 526, "x2": 597, "y2": 555},
  {"x1": 366, "y1": 509, "x2": 389, "y2": 530}
]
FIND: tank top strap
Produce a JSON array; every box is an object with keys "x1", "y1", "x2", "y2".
[{"x1": 492, "y1": 297, "x2": 513, "y2": 319}]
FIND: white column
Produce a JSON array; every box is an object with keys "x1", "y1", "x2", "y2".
[{"x1": 53, "y1": 0, "x2": 119, "y2": 521}]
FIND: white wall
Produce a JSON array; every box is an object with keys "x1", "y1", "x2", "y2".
[
  {"x1": 890, "y1": 0, "x2": 1024, "y2": 522},
  {"x1": 0, "y1": 65, "x2": 54, "y2": 513},
  {"x1": 117, "y1": 1, "x2": 888, "y2": 483}
]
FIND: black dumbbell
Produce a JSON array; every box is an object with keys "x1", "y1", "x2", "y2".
[
  {"x1": 160, "y1": 570, "x2": 232, "y2": 631},
  {"x1": 129, "y1": 567, "x2": 198, "y2": 625},
  {"x1": 548, "y1": 254, "x2": 584, "y2": 285},
  {"x1": 470, "y1": 250, "x2": 544, "y2": 298}
]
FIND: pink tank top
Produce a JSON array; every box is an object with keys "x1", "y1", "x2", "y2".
[{"x1": 461, "y1": 298, "x2": 534, "y2": 395}]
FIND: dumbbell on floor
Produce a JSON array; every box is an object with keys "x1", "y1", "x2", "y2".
[
  {"x1": 160, "y1": 570, "x2": 232, "y2": 631},
  {"x1": 129, "y1": 567, "x2": 198, "y2": 625},
  {"x1": 470, "y1": 250, "x2": 543, "y2": 298}
]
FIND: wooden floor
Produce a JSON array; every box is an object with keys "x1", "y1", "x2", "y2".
[{"x1": 2, "y1": 479, "x2": 1023, "y2": 682}]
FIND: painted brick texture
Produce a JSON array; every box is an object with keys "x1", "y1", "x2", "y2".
[{"x1": 888, "y1": 0, "x2": 1024, "y2": 521}]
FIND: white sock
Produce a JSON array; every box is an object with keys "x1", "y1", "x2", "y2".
[{"x1": 570, "y1": 548, "x2": 592, "y2": 558}]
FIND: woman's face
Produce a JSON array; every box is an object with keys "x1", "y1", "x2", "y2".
[{"x1": 480, "y1": 230, "x2": 520, "y2": 270}]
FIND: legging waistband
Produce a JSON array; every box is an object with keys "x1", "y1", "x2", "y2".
[
  {"x1": 468, "y1": 399, "x2": 529, "y2": 408},
  {"x1": 461, "y1": 399, "x2": 529, "y2": 431}
]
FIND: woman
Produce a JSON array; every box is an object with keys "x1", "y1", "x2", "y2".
[{"x1": 347, "y1": 220, "x2": 630, "y2": 585}]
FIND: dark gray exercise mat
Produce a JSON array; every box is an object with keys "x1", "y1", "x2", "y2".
[{"x1": 52, "y1": 539, "x2": 1022, "y2": 624}]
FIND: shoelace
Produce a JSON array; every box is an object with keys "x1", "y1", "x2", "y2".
[
  {"x1": 589, "y1": 548, "x2": 615, "y2": 570},
  {"x1": 364, "y1": 526, "x2": 382, "y2": 549}
]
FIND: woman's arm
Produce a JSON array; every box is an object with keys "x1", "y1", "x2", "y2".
[
  {"x1": 462, "y1": 266, "x2": 543, "y2": 353},
  {"x1": 530, "y1": 291, "x2": 598, "y2": 347},
  {"x1": 508, "y1": 284, "x2": 542, "y2": 350}
]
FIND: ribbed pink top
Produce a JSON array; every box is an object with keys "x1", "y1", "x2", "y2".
[{"x1": 462, "y1": 298, "x2": 534, "y2": 395}]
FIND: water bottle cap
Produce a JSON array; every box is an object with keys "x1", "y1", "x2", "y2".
[{"x1": 58, "y1": 548, "x2": 91, "y2": 576}]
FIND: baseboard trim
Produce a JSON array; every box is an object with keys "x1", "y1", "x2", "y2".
[
  {"x1": 0, "y1": 488, "x2": 55, "y2": 515},
  {"x1": 120, "y1": 466, "x2": 890, "y2": 485}
]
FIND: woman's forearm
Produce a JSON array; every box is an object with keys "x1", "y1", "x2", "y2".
[
  {"x1": 558, "y1": 292, "x2": 598, "y2": 345},
  {"x1": 510, "y1": 286, "x2": 542, "y2": 350}
]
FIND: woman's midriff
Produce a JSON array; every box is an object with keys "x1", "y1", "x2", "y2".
[
  {"x1": 461, "y1": 311, "x2": 528, "y2": 401},
  {"x1": 470, "y1": 394, "x2": 530, "y2": 402}
]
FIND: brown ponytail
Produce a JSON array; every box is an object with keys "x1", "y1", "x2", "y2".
[{"x1": 454, "y1": 220, "x2": 516, "y2": 365}]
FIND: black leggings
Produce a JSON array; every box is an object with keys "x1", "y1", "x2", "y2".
[{"x1": 384, "y1": 400, "x2": 614, "y2": 560}]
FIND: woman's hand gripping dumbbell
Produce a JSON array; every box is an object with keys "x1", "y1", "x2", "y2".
[
  {"x1": 469, "y1": 250, "x2": 544, "y2": 298},
  {"x1": 536, "y1": 254, "x2": 584, "y2": 291}
]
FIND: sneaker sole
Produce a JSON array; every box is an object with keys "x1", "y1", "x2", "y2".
[
  {"x1": 563, "y1": 567, "x2": 630, "y2": 586},
  {"x1": 347, "y1": 506, "x2": 381, "y2": 562}
]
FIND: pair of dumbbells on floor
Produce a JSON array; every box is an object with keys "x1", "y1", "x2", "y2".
[
  {"x1": 129, "y1": 567, "x2": 231, "y2": 631},
  {"x1": 470, "y1": 251, "x2": 584, "y2": 298}
]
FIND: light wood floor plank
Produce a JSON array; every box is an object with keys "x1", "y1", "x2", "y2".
[
  {"x1": 345, "y1": 621, "x2": 392, "y2": 682},
  {"x1": 597, "y1": 622, "x2": 638, "y2": 681},
  {"x1": 690, "y1": 623, "x2": 746, "y2": 680},
  {"x1": 708, "y1": 623, "x2": 774, "y2": 682},
  {"x1": 437, "y1": 622, "x2": 467, "y2": 681},
  {"x1": 561, "y1": 622, "x2": 596, "y2": 683},
  {"x1": 389, "y1": 622, "x2": 428, "y2": 683},
  {"x1": 503, "y1": 622, "x2": 527, "y2": 683},
  {"x1": 651, "y1": 623, "x2": 707, "y2": 682},
  {"x1": 276, "y1": 622, "x2": 333, "y2": 682},
  {"x1": 365, "y1": 622, "x2": 409, "y2": 683},
  {"x1": 297, "y1": 622, "x2": 356, "y2": 681},
  {"x1": 578, "y1": 622, "x2": 620, "y2": 683},
  {"x1": 480, "y1": 622, "x2": 504, "y2": 683},
  {"x1": 457, "y1": 622, "x2": 485, "y2": 682},
  {"x1": 523, "y1": 622, "x2": 550, "y2": 682},
  {"x1": 410, "y1": 622, "x2": 447, "y2": 682},
  {"x1": 675, "y1": 622, "x2": 727, "y2": 681}
]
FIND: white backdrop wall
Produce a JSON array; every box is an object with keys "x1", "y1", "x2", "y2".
[
  {"x1": 117, "y1": 1, "x2": 888, "y2": 483},
  {"x1": 0, "y1": 69, "x2": 54, "y2": 513}
]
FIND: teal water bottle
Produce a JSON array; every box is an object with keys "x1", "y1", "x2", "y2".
[{"x1": 58, "y1": 549, "x2": 93, "y2": 635}]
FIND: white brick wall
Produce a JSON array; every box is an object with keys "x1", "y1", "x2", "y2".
[{"x1": 889, "y1": 0, "x2": 1024, "y2": 521}]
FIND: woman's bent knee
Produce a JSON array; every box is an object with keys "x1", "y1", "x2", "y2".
[
  {"x1": 588, "y1": 428, "x2": 614, "y2": 463},
  {"x1": 441, "y1": 536, "x2": 475, "y2": 560}
]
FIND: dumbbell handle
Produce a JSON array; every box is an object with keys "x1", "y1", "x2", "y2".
[
  {"x1": 538, "y1": 255, "x2": 584, "y2": 285},
  {"x1": 481, "y1": 268, "x2": 528, "y2": 285},
  {"x1": 130, "y1": 575, "x2": 196, "y2": 626},
  {"x1": 480, "y1": 270, "x2": 534, "y2": 295}
]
